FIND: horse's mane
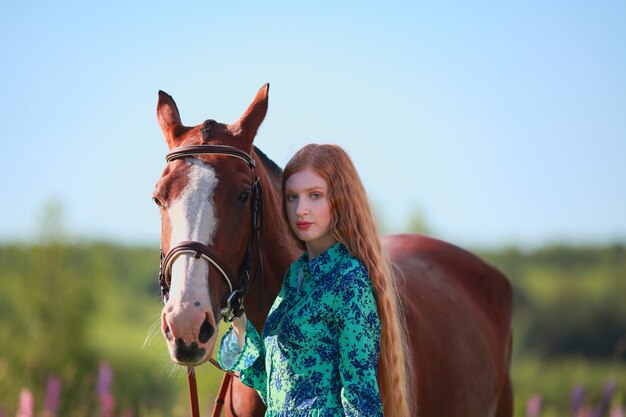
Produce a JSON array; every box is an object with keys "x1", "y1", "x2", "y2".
[{"x1": 253, "y1": 146, "x2": 283, "y2": 188}]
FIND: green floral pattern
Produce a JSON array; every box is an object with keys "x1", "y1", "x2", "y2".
[{"x1": 218, "y1": 242, "x2": 382, "y2": 416}]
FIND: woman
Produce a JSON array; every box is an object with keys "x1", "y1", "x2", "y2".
[{"x1": 219, "y1": 144, "x2": 412, "y2": 417}]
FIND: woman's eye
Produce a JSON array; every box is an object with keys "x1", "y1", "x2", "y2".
[
  {"x1": 237, "y1": 191, "x2": 250, "y2": 203},
  {"x1": 286, "y1": 194, "x2": 298, "y2": 202},
  {"x1": 310, "y1": 193, "x2": 321, "y2": 200}
]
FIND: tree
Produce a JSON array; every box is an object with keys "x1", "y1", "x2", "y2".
[{"x1": 405, "y1": 206, "x2": 432, "y2": 235}]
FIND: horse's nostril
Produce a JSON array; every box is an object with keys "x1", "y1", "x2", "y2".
[
  {"x1": 198, "y1": 318, "x2": 214, "y2": 344},
  {"x1": 165, "y1": 326, "x2": 173, "y2": 341}
]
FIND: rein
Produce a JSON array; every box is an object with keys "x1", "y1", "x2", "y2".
[{"x1": 157, "y1": 144, "x2": 264, "y2": 417}]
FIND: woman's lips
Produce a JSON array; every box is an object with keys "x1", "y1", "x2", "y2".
[{"x1": 296, "y1": 221, "x2": 312, "y2": 230}]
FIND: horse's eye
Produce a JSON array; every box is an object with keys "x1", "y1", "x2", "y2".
[
  {"x1": 153, "y1": 197, "x2": 163, "y2": 208},
  {"x1": 237, "y1": 191, "x2": 250, "y2": 204}
]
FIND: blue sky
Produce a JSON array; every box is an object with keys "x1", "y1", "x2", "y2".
[{"x1": 1, "y1": 1, "x2": 624, "y2": 249}]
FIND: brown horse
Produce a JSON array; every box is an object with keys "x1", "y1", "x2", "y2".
[{"x1": 153, "y1": 84, "x2": 513, "y2": 417}]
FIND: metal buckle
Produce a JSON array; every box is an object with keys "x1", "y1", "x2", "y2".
[{"x1": 220, "y1": 289, "x2": 245, "y2": 323}]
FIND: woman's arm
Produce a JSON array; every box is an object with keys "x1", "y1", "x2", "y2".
[
  {"x1": 231, "y1": 314, "x2": 248, "y2": 349},
  {"x1": 218, "y1": 313, "x2": 268, "y2": 404}
]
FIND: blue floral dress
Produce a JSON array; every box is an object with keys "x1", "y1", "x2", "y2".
[{"x1": 218, "y1": 242, "x2": 383, "y2": 416}]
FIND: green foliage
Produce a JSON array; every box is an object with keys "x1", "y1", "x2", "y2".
[
  {"x1": 405, "y1": 207, "x2": 432, "y2": 235},
  {"x1": 512, "y1": 357, "x2": 626, "y2": 416},
  {"x1": 478, "y1": 243, "x2": 626, "y2": 361},
  {"x1": 0, "y1": 229, "x2": 231, "y2": 416},
  {"x1": 1, "y1": 202, "x2": 624, "y2": 415},
  {"x1": 0, "y1": 241, "x2": 97, "y2": 414},
  {"x1": 0, "y1": 236, "x2": 176, "y2": 415}
]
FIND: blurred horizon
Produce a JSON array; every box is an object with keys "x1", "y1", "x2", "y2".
[{"x1": 2, "y1": 197, "x2": 626, "y2": 252}]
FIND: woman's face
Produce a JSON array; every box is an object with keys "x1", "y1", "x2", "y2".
[{"x1": 285, "y1": 167, "x2": 336, "y2": 258}]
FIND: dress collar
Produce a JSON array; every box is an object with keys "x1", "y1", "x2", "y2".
[{"x1": 297, "y1": 242, "x2": 349, "y2": 281}]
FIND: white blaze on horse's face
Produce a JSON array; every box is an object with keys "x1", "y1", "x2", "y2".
[
  {"x1": 168, "y1": 159, "x2": 218, "y2": 295},
  {"x1": 162, "y1": 159, "x2": 218, "y2": 360}
]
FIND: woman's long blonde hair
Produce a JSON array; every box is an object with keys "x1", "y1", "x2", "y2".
[{"x1": 281, "y1": 143, "x2": 413, "y2": 417}]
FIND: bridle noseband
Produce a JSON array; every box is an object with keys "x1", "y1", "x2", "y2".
[{"x1": 157, "y1": 144, "x2": 264, "y2": 323}]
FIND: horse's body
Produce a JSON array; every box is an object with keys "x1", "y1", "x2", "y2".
[{"x1": 154, "y1": 84, "x2": 513, "y2": 417}]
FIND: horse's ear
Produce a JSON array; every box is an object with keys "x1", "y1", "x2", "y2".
[
  {"x1": 231, "y1": 83, "x2": 269, "y2": 148},
  {"x1": 157, "y1": 90, "x2": 184, "y2": 149}
]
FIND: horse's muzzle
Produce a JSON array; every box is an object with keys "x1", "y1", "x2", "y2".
[{"x1": 173, "y1": 338, "x2": 207, "y2": 365}]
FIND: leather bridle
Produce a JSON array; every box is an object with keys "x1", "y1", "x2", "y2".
[{"x1": 157, "y1": 144, "x2": 265, "y2": 323}]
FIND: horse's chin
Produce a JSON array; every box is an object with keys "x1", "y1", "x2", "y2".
[{"x1": 171, "y1": 357, "x2": 210, "y2": 367}]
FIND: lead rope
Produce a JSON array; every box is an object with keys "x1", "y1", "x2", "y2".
[
  {"x1": 212, "y1": 373, "x2": 233, "y2": 417},
  {"x1": 188, "y1": 367, "x2": 200, "y2": 417},
  {"x1": 188, "y1": 361, "x2": 237, "y2": 417}
]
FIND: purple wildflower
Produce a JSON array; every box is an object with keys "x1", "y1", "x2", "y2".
[
  {"x1": 527, "y1": 393, "x2": 542, "y2": 417},
  {"x1": 97, "y1": 362, "x2": 115, "y2": 417},
  {"x1": 590, "y1": 380, "x2": 617, "y2": 417},
  {"x1": 15, "y1": 389, "x2": 34, "y2": 417},
  {"x1": 97, "y1": 362, "x2": 113, "y2": 397},
  {"x1": 610, "y1": 405, "x2": 625, "y2": 417},
  {"x1": 600, "y1": 381, "x2": 617, "y2": 415},
  {"x1": 43, "y1": 375, "x2": 62, "y2": 416},
  {"x1": 572, "y1": 384, "x2": 586, "y2": 415}
]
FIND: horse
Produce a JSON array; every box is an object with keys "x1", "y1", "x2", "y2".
[{"x1": 153, "y1": 84, "x2": 513, "y2": 417}]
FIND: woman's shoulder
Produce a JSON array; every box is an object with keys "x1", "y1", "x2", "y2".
[
  {"x1": 334, "y1": 252, "x2": 371, "y2": 291},
  {"x1": 332, "y1": 253, "x2": 379, "y2": 320}
]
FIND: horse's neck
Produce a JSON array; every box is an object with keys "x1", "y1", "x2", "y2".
[{"x1": 247, "y1": 150, "x2": 301, "y2": 330}]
